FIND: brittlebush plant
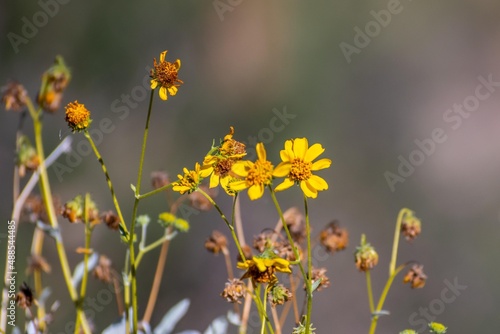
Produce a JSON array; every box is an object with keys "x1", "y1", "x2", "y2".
[{"x1": 1, "y1": 52, "x2": 446, "y2": 334}]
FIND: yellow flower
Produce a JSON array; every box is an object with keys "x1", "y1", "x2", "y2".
[
  {"x1": 230, "y1": 143, "x2": 274, "y2": 200},
  {"x1": 202, "y1": 127, "x2": 246, "y2": 191},
  {"x1": 273, "y1": 138, "x2": 331, "y2": 198},
  {"x1": 172, "y1": 162, "x2": 211, "y2": 194},
  {"x1": 237, "y1": 251, "x2": 292, "y2": 284},
  {"x1": 65, "y1": 101, "x2": 92, "y2": 132},
  {"x1": 158, "y1": 212, "x2": 190, "y2": 232},
  {"x1": 150, "y1": 50, "x2": 183, "y2": 101}
]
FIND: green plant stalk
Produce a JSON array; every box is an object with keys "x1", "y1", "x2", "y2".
[
  {"x1": 134, "y1": 231, "x2": 175, "y2": 269},
  {"x1": 27, "y1": 97, "x2": 91, "y2": 332},
  {"x1": 136, "y1": 183, "x2": 173, "y2": 200},
  {"x1": 369, "y1": 264, "x2": 406, "y2": 334},
  {"x1": 268, "y1": 188, "x2": 308, "y2": 297},
  {"x1": 365, "y1": 271, "x2": 375, "y2": 313},
  {"x1": 303, "y1": 195, "x2": 313, "y2": 334},
  {"x1": 197, "y1": 188, "x2": 247, "y2": 261},
  {"x1": 389, "y1": 208, "x2": 410, "y2": 276},
  {"x1": 128, "y1": 89, "x2": 155, "y2": 333},
  {"x1": 83, "y1": 131, "x2": 129, "y2": 238}
]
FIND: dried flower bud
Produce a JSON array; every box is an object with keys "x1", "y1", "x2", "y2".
[
  {"x1": 93, "y1": 255, "x2": 113, "y2": 283},
  {"x1": 61, "y1": 195, "x2": 99, "y2": 224},
  {"x1": 101, "y1": 211, "x2": 120, "y2": 231},
  {"x1": 16, "y1": 282, "x2": 34, "y2": 309},
  {"x1": 253, "y1": 231, "x2": 279, "y2": 253},
  {"x1": 221, "y1": 279, "x2": 246, "y2": 304},
  {"x1": 307, "y1": 267, "x2": 330, "y2": 292},
  {"x1": 283, "y1": 207, "x2": 306, "y2": 243},
  {"x1": 401, "y1": 212, "x2": 422, "y2": 241},
  {"x1": 276, "y1": 242, "x2": 301, "y2": 262},
  {"x1": 23, "y1": 194, "x2": 60, "y2": 224},
  {"x1": 354, "y1": 235, "x2": 378, "y2": 272},
  {"x1": 16, "y1": 136, "x2": 40, "y2": 177},
  {"x1": 37, "y1": 55, "x2": 71, "y2": 113},
  {"x1": 269, "y1": 284, "x2": 292, "y2": 306},
  {"x1": 205, "y1": 230, "x2": 228, "y2": 254},
  {"x1": 151, "y1": 171, "x2": 170, "y2": 189},
  {"x1": 319, "y1": 220, "x2": 349, "y2": 253},
  {"x1": 2, "y1": 81, "x2": 27, "y2": 111},
  {"x1": 26, "y1": 254, "x2": 51, "y2": 275},
  {"x1": 403, "y1": 264, "x2": 427, "y2": 289}
]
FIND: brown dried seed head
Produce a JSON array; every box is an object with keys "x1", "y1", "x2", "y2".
[
  {"x1": 205, "y1": 230, "x2": 228, "y2": 254},
  {"x1": 101, "y1": 211, "x2": 120, "y2": 231},
  {"x1": 151, "y1": 171, "x2": 170, "y2": 189},
  {"x1": 403, "y1": 264, "x2": 427, "y2": 289},
  {"x1": 16, "y1": 282, "x2": 34, "y2": 309},
  {"x1": 93, "y1": 255, "x2": 113, "y2": 283},
  {"x1": 221, "y1": 279, "x2": 246, "y2": 304},
  {"x1": 320, "y1": 220, "x2": 349, "y2": 253},
  {"x1": 283, "y1": 207, "x2": 306, "y2": 243},
  {"x1": 26, "y1": 254, "x2": 51, "y2": 275}
]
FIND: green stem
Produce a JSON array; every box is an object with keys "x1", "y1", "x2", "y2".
[
  {"x1": 83, "y1": 130, "x2": 129, "y2": 239},
  {"x1": 134, "y1": 232, "x2": 175, "y2": 269},
  {"x1": 26, "y1": 97, "x2": 91, "y2": 333},
  {"x1": 137, "y1": 183, "x2": 173, "y2": 200},
  {"x1": 128, "y1": 89, "x2": 155, "y2": 333},
  {"x1": 369, "y1": 264, "x2": 406, "y2": 334},
  {"x1": 366, "y1": 271, "x2": 375, "y2": 313},
  {"x1": 303, "y1": 195, "x2": 313, "y2": 334},
  {"x1": 389, "y1": 208, "x2": 410, "y2": 276}
]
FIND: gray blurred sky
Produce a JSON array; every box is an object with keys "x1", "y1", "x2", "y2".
[{"x1": 1, "y1": 0, "x2": 500, "y2": 333}]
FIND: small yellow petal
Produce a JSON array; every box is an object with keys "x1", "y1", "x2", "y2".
[
  {"x1": 248, "y1": 184, "x2": 264, "y2": 200},
  {"x1": 159, "y1": 87, "x2": 168, "y2": 100},
  {"x1": 160, "y1": 50, "x2": 167, "y2": 63},
  {"x1": 307, "y1": 175, "x2": 328, "y2": 191},
  {"x1": 168, "y1": 86, "x2": 178, "y2": 96},
  {"x1": 275, "y1": 178, "x2": 294, "y2": 192},
  {"x1": 293, "y1": 138, "x2": 308, "y2": 159},
  {"x1": 150, "y1": 80, "x2": 158, "y2": 89},
  {"x1": 254, "y1": 258, "x2": 267, "y2": 272},
  {"x1": 174, "y1": 59, "x2": 181, "y2": 70},
  {"x1": 311, "y1": 158, "x2": 332, "y2": 171},
  {"x1": 230, "y1": 180, "x2": 248, "y2": 191},
  {"x1": 232, "y1": 161, "x2": 251, "y2": 177},
  {"x1": 256, "y1": 143, "x2": 266, "y2": 161},
  {"x1": 305, "y1": 143, "x2": 325, "y2": 162},
  {"x1": 273, "y1": 162, "x2": 291, "y2": 177},
  {"x1": 209, "y1": 173, "x2": 219, "y2": 188},
  {"x1": 300, "y1": 181, "x2": 318, "y2": 198},
  {"x1": 284, "y1": 140, "x2": 294, "y2": 160}
]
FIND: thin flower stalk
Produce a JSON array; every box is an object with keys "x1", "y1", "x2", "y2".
[
  {"x1": 303, "y1": 194, "x2": 313, "y2": 334},
  {"x1": 26, "y1": 96, "x2": 91, "y2": 332},
  {"x1": 389, "y1": 208, "x2": 411, "y2": 276}
]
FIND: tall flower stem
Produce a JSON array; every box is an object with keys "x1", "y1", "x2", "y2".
[
  {"x1": 365, "y1": 271, "x2": 375, "y2": 313},
  {"x1": 302, "y1": 195, "x2": 313, "y2": 333},
  {"x1": 26, "y1": 97, "x2": 91, "y2": 332},
  {"x1": 389, "y1": 208, "x2": 410, "y2": 276},
  {"x1": 128, "y1": 89, "x2": 155, "y2": 332}
]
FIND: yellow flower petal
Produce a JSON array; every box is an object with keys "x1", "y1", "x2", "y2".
[
  {"x1": 230, "y1": 180, "x2": 248, "y2": 192},
  {"x1": 307, "y1": 175, "x2": 328, "y2": 191},
  {"x1": 168, "y1": 86, "x2": 178, "y2": 96},
  {"x1": 174, "y1": 59, "x2": 181, "y2": 70},
  {"x1": 284, "y1": 140, "x2": 294, "y2": 160},
  {"x1": 160, "y1": 50, "x2": 167, "y2": 63},
  {"x1": 273, "y1": 162, "x2": 291, "y2": 177},
  {"x1": 248, "y1": 184, "x2": 264, "y2": 200},
  {"x1": 274, "y1": 178, "x2": 294, "y2": 192},
  {"x1": 293, "y1": 138, "x2": 308, "y2": 159},
  {"x1": 300, "y1": 180, "x2": 318, "y2": 198},
  {"x1": 256, "y1": 143, "x2": 266, "y2": 161},
  {"x1": 311, "y1": 158, "x2": 332, "y2": 171},
  {"x1": 305, "y1": 143, "x2": 325, "y2": 162},
  {"x1": 209, "y1": 173, "x2": 220, "y2": 188},
  {"x1": 159, "y1": 87, "x2": 168, "y2": 100},
  {"x1": 150, "y1": 80, "x2": 158, "y2": 89},
  {"x1": 254, "y1": 258, "x2": 267, "y2": 272},
  {"x1": 232, "y1": 161, "x2": 251, "y2": 177}
]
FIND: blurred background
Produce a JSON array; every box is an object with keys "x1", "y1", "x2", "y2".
[{"x1": 1, "y1": 0, "x2": 500, "y2": 332}]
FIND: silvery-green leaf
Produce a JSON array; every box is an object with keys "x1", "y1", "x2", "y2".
[
  {"x1": 226, "y1": 311, "x2": 240, "y2": 326},
  {"x1": 176, "y1": 331, "x2": 200, "y2": 334},
  {"x1": 102, "y1": 308, "x2": 132, "y2": 334},
  {"x1": 203, "y1": 316, "x2": 227, "y2": 334},
  {"x1": 71, "y1": 252, "x2": 99, "y2": 288},
  {"x1": 311, "y1": 278, "x2": 322, "y2": 293},
  {"x1": 153, "y1": 299, "x2": 190, "y2": 334}
]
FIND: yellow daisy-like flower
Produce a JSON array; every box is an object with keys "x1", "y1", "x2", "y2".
[
  {"x1": 150, "y1": 50, "x2": 183, "y2": 101},
  {"x1": 202, "y1": 127, "x2": 246, "y2": 191},
  {"x1": 230, "y1": 143, "x2": 274, "y2": 200},
  {"x1": 158, "y1": 212, "x2": 190, "y2": 232},
  {"x1": 273, "y1": 138, "x2": 331, "y2": 198},
  {"x1": 237, "y1": 251, "x2": 292, "y2": 284},
  {"x1": 172, "y1": 162, "x2": 211, "y2": 194},
  {"x1": 65, "y1": 101, "x2": 92, "y2": 132}
]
